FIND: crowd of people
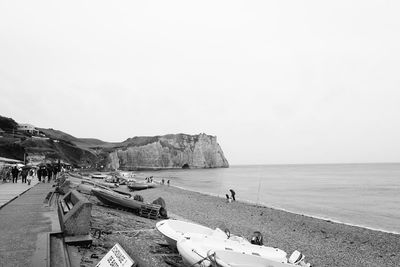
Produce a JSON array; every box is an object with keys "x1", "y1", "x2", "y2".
[{"x1": 1, "y1": 163, "x2": 63, "y2": 185}]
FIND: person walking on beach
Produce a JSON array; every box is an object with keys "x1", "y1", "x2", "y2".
[
  {"x1": 229, "y1": 189, "x2": 236, "y2": 201},
  {"x1": 167, "y1": 180, "x2": 170, "y2": 186},
  {"x1": 11, "y1": 165, "x2": 19, "y2": 183}
]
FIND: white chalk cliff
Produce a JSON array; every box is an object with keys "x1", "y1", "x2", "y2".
[{"x1": 106, "y1": 133, "x2": 229, "y2": 170}]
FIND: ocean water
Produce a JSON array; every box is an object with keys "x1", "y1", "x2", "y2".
[{"x1": 139, "y1": 163, "x2": 400, "y2": 234}]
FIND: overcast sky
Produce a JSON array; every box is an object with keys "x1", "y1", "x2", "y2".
[{"x1": 1, "y1": 1, "x2": 400, "y2": 165}]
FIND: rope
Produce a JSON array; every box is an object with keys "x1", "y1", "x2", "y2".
[
  {"x1": 188, "y1": 249, "x2": 210, "y2": 267},
  {"x1": 207, "y1": 251, "x2": 217, "y2": 266},
  {"x1": 206, "y1": 251, "x2": 230, "y2": 267}
]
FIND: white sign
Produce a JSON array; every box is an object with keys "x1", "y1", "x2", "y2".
[{"x1": 96, "y1": 243, "x2": 135, "y2": 267}]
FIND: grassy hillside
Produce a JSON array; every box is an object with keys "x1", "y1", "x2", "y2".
[
  {"x1": 39, "y1": 128, "x2": 119, "y2": 149},
  {"x1": 38, "y1": 128, "x2": 79, "y2": 142},
  {"x1": 0, "y1": 115, "x2": 18, "y2": 132},
  {"x1": 0, "y1": 122, "x2": 100, "y2": 166}
]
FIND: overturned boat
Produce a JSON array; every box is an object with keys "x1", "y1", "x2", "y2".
[
  {"x1": 207, "y1": 249, "x2": 311, "y2": 267},
  {"x1": 127, "y1": 181, "x2": 158, "y2": 191},
  {"x1": 156, "y1": 219, "x2": 215, "y2": 248},
  {"x1": 156, "y1": 219, "x2": 248, "y2": 249},
  {"x1": 177, "y1": 233, "x2": 288, "y2": 267},
  {"x1": 91, "y1": 173, "x2": 108, "y2": 179},
  {"x1": 91, "y1": 188, "x2": 167, "y2": 219},
  {"x1": 76, "y1": 180, "x2": 118, "y2": 195},
  {"x1": 91, "y1": 188, "x2": 143, "y2": 211}
]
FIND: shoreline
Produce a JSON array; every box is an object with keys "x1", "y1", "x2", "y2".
[
  {"x1": 134, "y1": 163, "x2": 400, "y2": 237},
  {"x1": 117, "y1": 166, "x2": 230, "y2": 171},
  {"x1": 154, "y1": 183, "x2": 400, "y2": 236}
]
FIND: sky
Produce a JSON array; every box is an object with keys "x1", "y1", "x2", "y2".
[{"x1": 1, "y1": 1, "x2": 400, "y2": 165}]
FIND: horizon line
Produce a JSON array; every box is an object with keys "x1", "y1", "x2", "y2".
[{"x1": 229, "y1": 162, "x2": 400, "y2": 166}]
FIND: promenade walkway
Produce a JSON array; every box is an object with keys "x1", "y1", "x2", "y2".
[
  {"x1": 0, "y1": 180, "x2": 59, "y2": 267},
  {"x1": 0, "y1": 179, "x2": 39, "y2": 209}
]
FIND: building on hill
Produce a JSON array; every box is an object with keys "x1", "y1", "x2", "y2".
[{"x1": 17, "y1": 123, "x2": 39, "y2": 135}]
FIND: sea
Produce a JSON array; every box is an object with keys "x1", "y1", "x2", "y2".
[{"x1": 139, "y1": 163, "x2": 400, "y2": 234}]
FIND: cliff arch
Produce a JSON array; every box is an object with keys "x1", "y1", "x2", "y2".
[{"x1": 182, "y1": 163, "x2": 190, "y2": 169}]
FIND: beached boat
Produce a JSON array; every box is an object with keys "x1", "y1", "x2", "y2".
[
  {"x1": 156, "y1": 219, "x2": 216, "y2": 248},
  {"x1": 207, "y1": 250, "x2": 310, "y2": 267},
  {"x1": 118, "y1": 177, "x2": 136, "y2": 185},
  {"x1": 92, "y1": 188, "x2": 166, "y2": 219},
  {"x1": 68, "y1": 172, "x2": 86, "y2": 179},
  {"x1": 156, "y1": 219, "x2": 248, "y2": 249},
  {"x1": 127, "y1": 181, "x2": 157, "y2": 191},
  {"x1": 77, "y1": 181, "x2": 130, "y2": 196},
  {"x1": 177, "y1": 234, "x2": 288, "y2": 267},
  {"x1": 97, "y1": 180, "x2": 118, "y2": 188},
  {"x1": 112, "y1": 188, "x2": 133, "y2": 197},
  {"x1": 76, "y1": 180, "x2": 117, "y2": 194},
  {"x1": 83, "y1": 179, "x2": 118, "y2": 188},
  {"x1": 91, "y1": 188, "x2": 142, "y2": 211},
  {"x1": 91, "y1": 173, "x2": 108, "y2": 179},
  {"x1": 76, "y1": 182, "x2": 97, "y2": 195},
  {"x1": 104, "y1": 175, "x2": 118, "y2": 183}
]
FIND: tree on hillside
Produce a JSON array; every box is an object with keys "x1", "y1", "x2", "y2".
[{"x1": 0, "y1": 115, "x2": 18, "y2": 132}]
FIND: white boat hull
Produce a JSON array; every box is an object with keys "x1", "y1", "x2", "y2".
[
  {"x1": 177, "y1": 235, "x2": 287, "y2": 267},
  {"x1": 209, "y1": 250, "x2": 296, "y2": 267},
  {"x1": 155, "y1": 219, "x2": 215, "y2": 249}
]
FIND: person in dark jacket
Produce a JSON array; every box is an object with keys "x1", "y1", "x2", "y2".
[
  {"x1": 47, "y1": 165, "x2": 53, "y2": 183},
  {"x1": 53, "y1": 166, "x2": 58, "y2": 181},
  {"x1": 229, "y1": 189, "x2": 236, "y2": 201},
  {"x1": 39, "y1": 166, "x2": 47, "y2": 183},
  {"x1": 37, "y1": 167, "x2": 42, "y2": 182},
  {"x1": 11, "y1": 165, "x2": 19, "y2": 183},
  {"x1": 21, "y1": 168, "x2": 29, "y2": 183}
]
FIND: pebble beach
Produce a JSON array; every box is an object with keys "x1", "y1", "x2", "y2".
[{"x1": 77, "y1": 180, "x2": 400, "y2": 267}]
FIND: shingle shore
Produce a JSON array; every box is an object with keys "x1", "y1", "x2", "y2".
[
  {"x1": 73, "y1": 176, "x2": 400, "y2": 267},
  {"x1": 137, "y1": 185, "x2": 400, "y2": 267}
]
